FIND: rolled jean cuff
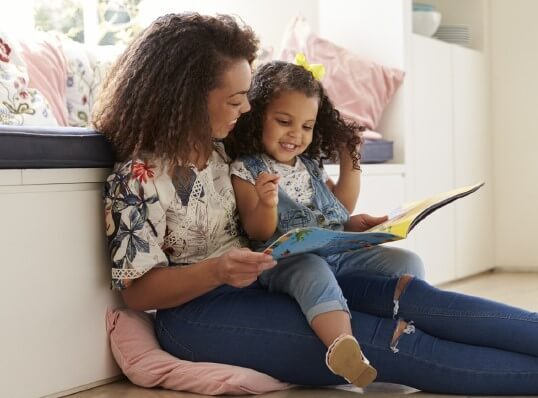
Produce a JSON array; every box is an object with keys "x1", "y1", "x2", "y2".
[{"x1": 306, "y1": 299, "x2": 350, "y2": 324}]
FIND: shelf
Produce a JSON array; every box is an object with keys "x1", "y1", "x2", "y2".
[
  {"x1": 0, "y1": 168, "x2": 110, "y2": 186},
  {"x1": 412, "y1": 33, "x2": 483, "y2": 54},
  {"x1": 325, "y1": 163, "x2": 406, "y2": 177},
  {"x1": 412, "y1": 0, "x2": 486, "y2": 52},
  {"x1": 0, "y1": 170, "x2": 22, "y2": 186}
]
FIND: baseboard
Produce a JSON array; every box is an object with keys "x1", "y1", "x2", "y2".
[
  {"x1": 42, "y1": 376, "x2": 125, "y2": 398},
  {"x1": 493, "y1": 266, "x2": 538, "y2": 273}
]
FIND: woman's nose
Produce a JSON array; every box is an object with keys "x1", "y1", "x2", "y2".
[{"x1": 240, "y1": 99, "x2": 251, "y2": 114}]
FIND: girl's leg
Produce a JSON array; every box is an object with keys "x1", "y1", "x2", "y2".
[
  {"x1": 258, "y1": 254, "x2": 349, "y2": 330},
  {"x1": 259, "y1": 254, "x2": 377, "y2": 387},
  {"x1": 337, "y1": 272, "x2": 538, "y2": 357},
  {"x1": 327, "y1": 246, "x2": 426, "y2": 279},
  {"x1": 155, "y1": 285, "x2": 538, "y2": 394}
]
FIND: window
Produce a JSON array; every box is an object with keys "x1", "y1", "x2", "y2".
[{"x1": 33, "y1": 0, "x2": 142, "y2": 46}]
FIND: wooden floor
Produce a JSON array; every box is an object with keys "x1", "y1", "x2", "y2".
[{"x1": 67, "y1": 270, "x2": 538, "y2": 398}]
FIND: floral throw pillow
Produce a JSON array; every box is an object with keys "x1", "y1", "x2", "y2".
[
  {"x1": 0, "y1": 32, "x2": 58, "y2": 126},
  {"x1": 58, "y1": 35, "x2": 94, "y2": 127},
  {"x1": 86, "y1": 44, "x2": 123, "y2": 112},
  {"x1": 59, "y1": 38, "x2": 121, "y2": 127}
]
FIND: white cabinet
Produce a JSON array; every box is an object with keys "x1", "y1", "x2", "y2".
[
  {"x1": 357, "y1": 167, "x2": 406, "y2": 217},
  {"x1": 326, "y1": 164, "x2": 406, "y2": 218},
  {"x1": 410, "y1": 35, "x2": 456, "y2": 284},
  {"x1": 318, "y1": 0, "x2": 492, "y2": 283},
  {"x1": 358, "y1": 167, "x2": 409, "y2": 250},
  {"x1": 325, "y1": 164, "x2": 406, "y2": 214},
  {"x1": 452, "y1": 45, "x2": 494, "y2": 278},
  {"x1": 0, "y1": 169, "x2": 123, "y2": 398},
  {"x1": 326, "y1": 164, "x2": 409, "y2": 249},
  {"x1": 410, "y1": 34, "x2": 492, "y2": 284}
]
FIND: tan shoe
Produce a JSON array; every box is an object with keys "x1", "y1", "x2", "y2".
[{"x1": 325, "y1": 334, "x2": 377, "y2": 388}]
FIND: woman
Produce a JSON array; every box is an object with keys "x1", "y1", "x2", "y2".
[{"x1": 93, "y1": 12, "x2": 538, "y2": 395}]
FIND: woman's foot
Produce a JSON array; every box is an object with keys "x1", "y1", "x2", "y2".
[{"x1": 325, "y1": 334, "x2": 377, "y2": 388}]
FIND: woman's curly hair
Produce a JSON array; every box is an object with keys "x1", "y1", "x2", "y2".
[
  {"x1": 92, "y1": 13, "x2": 258, "y2": 165},
  {"x1": 225, "y1": 61, "x2": 363, "y2": 169}
]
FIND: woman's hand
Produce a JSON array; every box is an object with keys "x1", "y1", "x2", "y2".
[
  {"x1": 214, "y1": 247, "x2": 277, "y2": 288},
  {"x1": 344, "y1": 213, "x2": 388, "y2": 232},
  {"x1": 254, "y1": 172, "x2": 279, "y2": 208}
]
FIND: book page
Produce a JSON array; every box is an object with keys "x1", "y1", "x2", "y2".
[
  {"x1": 261, "y1": 182, "x2": 484, "y2": 260},
  {"x1": 366, "y1": 182, "x2": 484, "y2": 238}
]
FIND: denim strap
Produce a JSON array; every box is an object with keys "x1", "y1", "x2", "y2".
[{"x1": 239, "y1": 154, "x2": 269, "y2": 180}]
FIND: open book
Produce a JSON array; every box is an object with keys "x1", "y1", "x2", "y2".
[{"x1": 262, "y1": 182, "x2": 485, "y2": 259}]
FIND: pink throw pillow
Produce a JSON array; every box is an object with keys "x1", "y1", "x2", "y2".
[
  {"x1": 106, "y1": 308, "x2": 293, "y2": 395},
  {"x1": 18, "y1": 33, "x2": 69, "y2": 126},
  {"x1": 279, "y1": 17, "x2": 405, "y2": 130}
]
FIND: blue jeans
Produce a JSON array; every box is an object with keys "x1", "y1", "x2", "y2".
[
  {"x1": 258, "y1": 246, "x2": 425, "y2": 323},
  {"x1": 155, "y1": 250, "x2": 538, "y2": 395}
]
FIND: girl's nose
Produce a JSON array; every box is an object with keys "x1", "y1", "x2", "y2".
[{"x1": 287, "y1": 128, "x2": 299, "y2": 138}]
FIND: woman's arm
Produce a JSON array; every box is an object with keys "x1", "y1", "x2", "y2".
[
  {"x1": 122, "y1": 247, "x2": 276, "y2": 311},
  {"x1": 232, "y1": 173, "x2": 279, "y2": 240},
  {"x1": 121, "y1": 259, "x2": 220, "y2": 311},
  {"x1": 105, "y1": 161, "x2": 275, "y2": 310}
]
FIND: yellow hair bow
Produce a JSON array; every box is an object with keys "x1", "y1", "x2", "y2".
[{"x1": 293, "y1": 52, "x2": 325, "y2": 81}]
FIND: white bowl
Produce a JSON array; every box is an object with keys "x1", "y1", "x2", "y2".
[{"x1": 413, "y1": 10, "x2": 442, "y2": 37}]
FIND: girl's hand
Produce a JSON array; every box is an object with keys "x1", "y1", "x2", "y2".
[
  {"x1": 215, "y1": 247, "x2": 277, "y2": 288},
  {"x1": 345, "y1": 213, "x2": 388, "y2": 232},
  {"x1": 254, "y1": 172, "x2": 280, "y2": 208}
]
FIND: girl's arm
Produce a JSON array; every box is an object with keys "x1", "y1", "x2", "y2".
[
  {"x1": 232, "y1": 173, "x2": 279, "y2": 241},
  {"x1": 121, "y1": 248, "x2": 276, "y2": 311},
  {"x1": 328, "y1": 148, "x2": 361, "y2": 213}
]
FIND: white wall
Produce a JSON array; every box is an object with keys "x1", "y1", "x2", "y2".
[
  {"x1": 138, "y1": 0, "x2": 319, "y2": 52},
  {"x1": 317, "y1": 0, "x2": 412, "y2": 165},
  {"x1": 490, "y1": 0, "x2": 538, "y2": 269}
]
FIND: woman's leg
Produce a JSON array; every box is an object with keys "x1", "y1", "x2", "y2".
[
  {"x1": 155, "y1": 283, "x2": 344, "y2": 386},
  {"x1": 155, "y1": 285, "x2": 538, "y2": 394},
  {"x1": 371, "y1": 318, "x2": 538, "y2": 395},
  {"x1": 337, "y1": 272, "x2": 538, "y2": 357},
  {"x1": 327, "y1": 246, "x2": 426, "y2": 279}
]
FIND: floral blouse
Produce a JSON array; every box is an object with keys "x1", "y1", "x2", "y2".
[
  {"x1": 103, "y1": 143, "x2": 246, "y2": 290},
  {"x1": 230, "y1": 154, "x2": 329, "y2": 206}
]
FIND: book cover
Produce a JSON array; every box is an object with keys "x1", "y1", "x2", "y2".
[{"x1": 262, "y1": 182, "x2": 485, "y2": 259}]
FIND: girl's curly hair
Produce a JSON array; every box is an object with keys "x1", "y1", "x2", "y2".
[
  {"x1": 92, "y1": 13, "x2": 258, "y2": 165},
  {"x1": 225, "y1": 61, "x2": 362, "y2": 169}
]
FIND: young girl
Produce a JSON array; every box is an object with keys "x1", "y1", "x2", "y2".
[{"x1": 226, "y1": 58, "x2": 381, "y2": 388}]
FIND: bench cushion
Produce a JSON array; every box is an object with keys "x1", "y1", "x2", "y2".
[{"x1": 0, "y1": 125, "x2": 115, "y2": 168}]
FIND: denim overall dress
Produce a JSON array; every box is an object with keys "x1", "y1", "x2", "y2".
[
  {"x1": 240, "y1": 154, "x2": 352, "y2": 322},
  {"x1": 240, "y1": 154, "x2": 350, "y2": 251}
]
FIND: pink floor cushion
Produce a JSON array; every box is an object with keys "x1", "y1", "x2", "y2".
[{"x1": 106, "y1": 308, "x2": 294, "y2": 395}]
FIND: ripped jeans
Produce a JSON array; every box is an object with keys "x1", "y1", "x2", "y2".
[
  {"x1": 156, "y1": 252, "x2": 538, "y2": 395},
  {"x1": 258, "y1": 246, "x2": 425, "y2": 323}
]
